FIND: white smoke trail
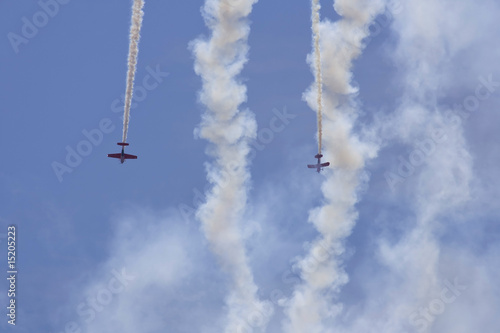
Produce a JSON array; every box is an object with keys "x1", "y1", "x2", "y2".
[
  {"x1": 191, "y1": 0, "x2": 271, "y2": 332},
  {"x1": 312, "y1": 0, "x2": 323, "y2": 154},
  {"x1": 122, "y1": 0, "x2": 145, "y2": 143},
  {"x1": 284, "y1": 1, "x2": 384, "y2": 332}
]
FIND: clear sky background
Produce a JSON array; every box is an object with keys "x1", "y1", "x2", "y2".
[{"x1": 1, "y1": 0, "x2": 499, "y2": 332}]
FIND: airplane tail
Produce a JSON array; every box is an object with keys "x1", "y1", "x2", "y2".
[{"x1": 117, "y1": 142, "x2": 129, "y2": 146}]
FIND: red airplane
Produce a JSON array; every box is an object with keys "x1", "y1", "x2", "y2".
[
  {"x1": 307, "y1": 154, "x2": 330, "y2": 173},
  {"x1": 108, "y1": 142, "x2": 137, "y2": 164}
]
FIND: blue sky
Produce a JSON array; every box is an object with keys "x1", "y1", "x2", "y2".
[{"x1": 1, "y1": 0, "x2": 500, "y2": 332}]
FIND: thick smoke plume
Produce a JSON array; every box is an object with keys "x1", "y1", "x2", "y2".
[
  {"x1": 284, "y1": 1, "x2": 384, "y2": 332},
  {"x1": 122, "y1": 0, "x2": 145, "y2": 143},
  {"x1": 191, "y1": 0, "x2": 270, "y2": 332}
]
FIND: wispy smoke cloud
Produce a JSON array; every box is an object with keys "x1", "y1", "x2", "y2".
[
  {"x1": 191, "y1": 0, "x2": 271, "y2": 332},
  {"x1": 122, "y1": 0, "x2": 145, "y2": 143},
  {"x1": 359, "y1": 0, "x2": 478, "y2": 331},
  {"x1": 335, "y1": 0, "x2": 500, "y2": 332}
]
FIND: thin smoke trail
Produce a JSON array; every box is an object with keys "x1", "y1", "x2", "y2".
[
  {"x1": 122, "y1": 0, "x2": 145, "y2": 143},
  {"x1": 312, "y1": 0, "x2": 323, "y2": 154},
  {"x1": 284, "y1": 1, "x2": 384, "y2": 332},
  {"x1": 191, "y1": 0, "x2": 270, "y2": 332}
]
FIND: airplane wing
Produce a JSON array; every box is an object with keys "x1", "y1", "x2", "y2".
[
  {"x1": 108, "y1": 153, "x2": 121, "y2": 159},
  {"x1": 307, "y1": 164, "x2": 317, "y2": 168},
  {"x1": 123, "y1": 154, "x2": 137, "y2": 160},
  {"x1": 320, "y1": 162, "x2": 330, "y2": 167}
]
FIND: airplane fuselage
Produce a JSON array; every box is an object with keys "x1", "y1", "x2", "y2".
[
  {"x1": 307, "y1": 153, "x2": 330, "y2": 173},
  {"x1": 315, "y1": 156, "x2": 322, "y2": 173}
]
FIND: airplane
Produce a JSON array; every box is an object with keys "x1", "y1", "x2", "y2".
[
  {"x1": 107, "y1": 142, "x2": 137, "y2": 164},
  {"x1": 307, "y1": 153, "x2": 330, "y2": 173}
]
